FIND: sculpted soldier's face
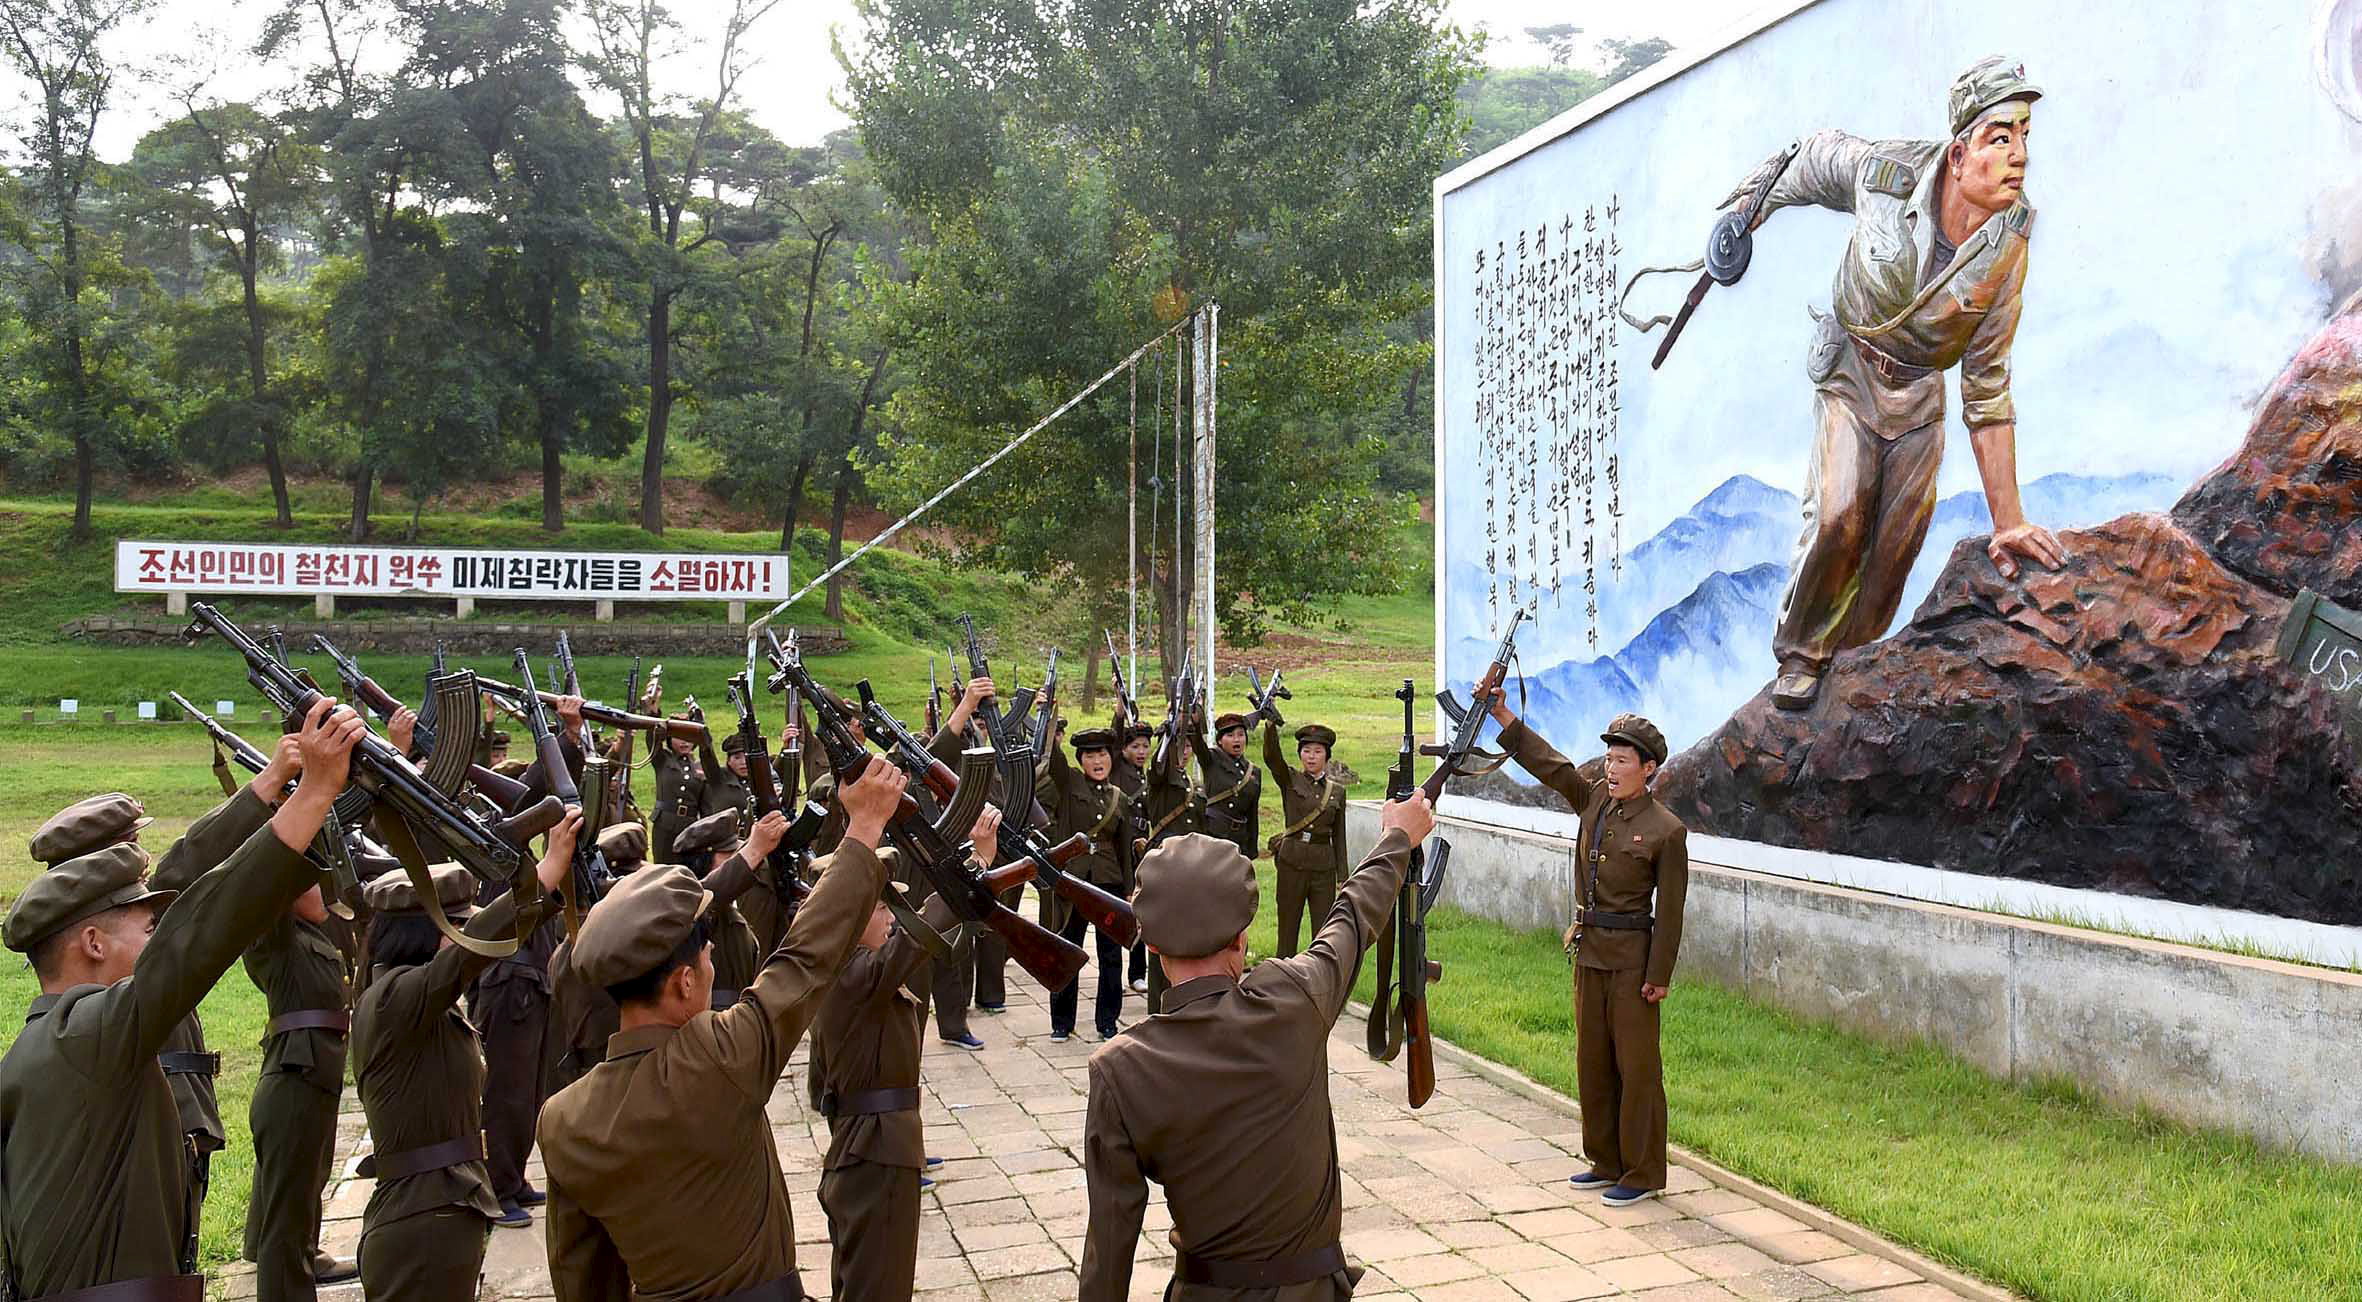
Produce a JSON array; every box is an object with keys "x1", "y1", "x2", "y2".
[
  {"x1": 1949, "y1": 106, "x2": 2030, "y2": 215},
  {"x1": 1218, "y1": 728, "x2": 1246, "y2": 758},
  {"x1": 1080, "y1": 749, "x2": 1114, "y2": 781},
  {"x1": 1299, "y1": 743, "x2": 1330, "y2": 777},
  {"x1": 1124, "y1": 737, "x2": 1152, "y2": 766}
]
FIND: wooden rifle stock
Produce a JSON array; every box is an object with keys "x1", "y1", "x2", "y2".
[
  {"x1": 495, "y1": 796, "x2": 566, "y2": 847},
  {"x1": 977, "y1": 833, "x2": 1140, "y2": 946},
  {"x1": 1404, "y1": 1001, "x2": 1437, "y2": 1108},
  {"x1": 989, "y1": 909, "x2": 1088, "y2": 989}
]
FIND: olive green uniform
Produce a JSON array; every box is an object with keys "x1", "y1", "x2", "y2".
[
  {"x1": 1041, "y1": 741, "x2": 1134, "y2": 1039},
  {"x1": 1499, "y1": 719, "x2": 1689, "y2": 1190},
  {"x1": 354, "y1": 894, "x2": 553, "y2": 1301},
  {"x1": 537, "y1": 841, "x2": 887, "y2": 1302},
  {"x1": 0, "y1": 824, "x2": 318, "y2": 1299},
  {"x1": 1080, "y1": 828, "x2": 1415, "y2": 1301},
  {"x1": 1262, "y1": 725, "x2": 1348, "y2": 958},
  {"x1": 242, "y1": 909, "x2": 350, "y2": 1302},
  {"x1": 649, "y1": 745, "x2": 707, "y2": 864},
  {"x1": 1134, "y1": 733, "x2": 1200, "y2": 1012},
  {"x1": 1189, "y1": 732, "x2": 1261, "y2": 862}
]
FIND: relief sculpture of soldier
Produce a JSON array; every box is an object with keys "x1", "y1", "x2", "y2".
[{"x1": 1720, "y1": 55, "x2": 2067, "y2": 708}]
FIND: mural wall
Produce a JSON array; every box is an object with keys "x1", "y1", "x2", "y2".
[{"x1": 1436, "y1": 0, "x2": 2362, "y2": 924}]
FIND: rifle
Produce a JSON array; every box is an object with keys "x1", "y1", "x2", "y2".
[
  {"x1": 416, "y1": 641, "x2": 449, "y2": 739},
  {"x1": 1244, "y1": 665, "x2": 1291, "y2": 728},
  {"x1": 958, "y1": 613, "x2": 1054, "y2": 835},
  {"x1": 165, "y1": 690, "x2": 371, "y2": 914},
  {"x1": 609, "y1": 657, "x2": 643, "y2": 816},
  {"x1": 776, "y1": 656, "x2": 1087, "y2": 989},
  {"x1": 1030, "y1": 648, "x2": 1059, "y2": 757},
  {"x1": 477, "y1": 674, "x2": 706, "y2": 744},
  {"x1": 554, "y1": 631, "x2": 580, "y2": 696},
  {"x1": 854, "y1": 679, "x2": 1140, "y2": 948},
  {"x1": 726, "y1": 671, "x2": 807, "y2": 910},
  {"x1": 186, "y1": 604, "x2": 562, "y2": 957},
  {"x1": 1104, "y1": 630, "x2": 1135, "y2": 726},
  {"x1": 926, "y1": 657, "x2": 943, "y2": 736},
  {"x1": 510, "y1": 650, "x2": 612, "y2": 929},
  {"x1": 777, "y1": 636, "x2": 805, "y2": 808},
  {"x1": 311, "y1": 634, "x2": 532, "y2": 809}
]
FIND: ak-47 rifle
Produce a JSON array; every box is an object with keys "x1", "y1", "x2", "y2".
[
  {"x1": 311, "y1": 634, "x2": 532, "y2": 809},
  {"x1": 1104, "y1": 631, "x2": 1135, "y2": 727},
  {"x1": 476, "y1": 674, "x2": 705, "y2": 745},
  {"x1": 186, "y1": 605, "x2": 562, "y2": 957},
  {"x1": 775, "y1": 634, "x2": 805, "y2": 808},
  {"x1": 416, "y1": 641, "x2": 449, "y2": 739},
  {"x1": 726, "y1": 670, "x2": 812, "y2": 913},
  {"x1": 166, "y1": 690, "x2": 370, "y2": 913},
  {"x1": 608, "y1": 656, "x2": 644, "y2": 816},
  {"x1": 926, "y1": 657, "x2": 943, "y2": 736},
  {"x1": 854, "y1": 679, "x2": 1140, "y2": 948},
  {"x1": 510, "y1": 650, "x2": 612, "y2": 927},
  {"x1": 1366, "y1": 608, "x2": 1528, "y2": 1107},
  {"x1": 777, "y1": 656, "x2": 1086, "y2": 989},
  {"x1": 1244, "y1": 665, "x2": 1291, "y2": 728},
  {"x1": 1030, "y1": 648, "x2": 1059, "y2": 757},
  {"x1": 958, "y1": 614, "x2": 1056, "y2": 836}
]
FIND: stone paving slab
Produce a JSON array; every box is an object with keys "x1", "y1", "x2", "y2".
[{"x1": 222, "y1": 950, "x2": 2005, "y2": 1301}]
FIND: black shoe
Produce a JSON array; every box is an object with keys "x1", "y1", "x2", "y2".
[
  {"x1": 513, "y1": 1185, "x2": 548, "y2": 1208},
  {"x1": 493, "y1": 1200, "x2": 532, "y2": 1228},
  {"x1": 1600, "y1": 1184, "x2": 1658, "y2": 1207},
  {"x1": 1567, "y1": 1170, "x2": 1616, "y2": 1190},
  {"x1": 311, "y1": 1253, "x2": 359, "y2": 1284},
  {"x1": 975, "y1": 1002, "x2": 1006, "y2": 1014},
  {"x1": 939, "y1": 1032, "x2": 985, "y2": 1051},
  {"x1": 1048, "y1": 1029, "x2": 1071, "y2": 1043},
  {"x1": 925, "y1": 1155, "x2": 944, "y2": 1168},
  {"x1": 1091, "y1": 1023, "x2": 1124, "y2": 1042}
]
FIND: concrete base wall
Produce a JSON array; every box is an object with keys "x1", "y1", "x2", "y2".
[{"x1": 1345, "y1": 802, "x2": 2362, "y2": 1165}]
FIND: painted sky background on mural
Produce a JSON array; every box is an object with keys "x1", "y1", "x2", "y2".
[{"x1": 1439, "y1": 0, "x2": 2362, "y2": 755}]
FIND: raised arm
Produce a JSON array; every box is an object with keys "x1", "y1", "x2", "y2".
[
  {"x1": 1731, "y1": 127, "x2": 1872, "y2": 225},
  {"x1": 1262, "y1": 720, "x2": 1300, "y2": 786},
  {"x1": 1078, "y1": 1061, "x2": 1149, "y2": 1302},
  {"x1": 1493, "y1": 716, "x2": 1600, "y2": 812}
]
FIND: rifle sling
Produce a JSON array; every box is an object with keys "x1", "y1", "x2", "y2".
[
  {"x1": 1265, "y1": 778, "x2": 1338, "y2": 856},
  {"x1": 370, "y1": 808, "x2": 519, "y2": 959}
]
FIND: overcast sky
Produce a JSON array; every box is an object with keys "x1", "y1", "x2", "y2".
[{"x1": 21, "y1": 0, "x2": 1771, "y2": 161}]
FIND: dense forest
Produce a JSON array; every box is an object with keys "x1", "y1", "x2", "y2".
[{"x1": 0, "y1": 0, "x2": 1656, "y2": 637}]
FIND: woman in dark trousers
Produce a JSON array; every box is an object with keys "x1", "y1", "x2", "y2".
[{"x1": 351, "y1": 815, "x2": 575, "y2": 1300}]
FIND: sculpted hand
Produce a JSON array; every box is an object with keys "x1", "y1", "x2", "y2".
[{"x1": 1987, "y1": 523, "x2": 2067, "y2": 580}]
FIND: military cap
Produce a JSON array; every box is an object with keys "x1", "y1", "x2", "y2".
[
  {"x1": 1071, "y1": 727, "x2": 1118, "y2": 755},
  {"x1": 721, "y1": 732, "x2": 750, "y2": 755},
  {"x1": 595, "y1": 822, "x2": 649, "y2": 866},
  {"x1": 31, "y1": 793, "x2": 153, "y2": 866},
  {"x1": 1134, "y1": 833, "x2": 1258, "y2": 959},
  {"x1": 1948, "y1": 55, "x2": 2041, "y2": 137},
  {"x1": 362, "y1": 863, "x2": 478, "y2": 917},
  {"x1": 573, "y1": 865, "x2": 711, "y2": 988},
  {"x1": 5, "y1": 843, "x2": 171, "y2": 953},
  {"x1": 1122, "y1": 723, "x2": 1154, "y2": 743},
  {"x1": 487, "y1": 731, "x2": 512, "y2": 748},
  {"x1": 1600, "y1": 713, "x2": 1669, "y2": 766},
  {"x1": 673, "y1": 810, "x2": 742, "y2": 857},
  {"x1": 1212, "y1": 712, "x2": 1249, "y2": 735},
  {"x1": 1294, "y1": 724, "x2": 1338, "y2": 750}
]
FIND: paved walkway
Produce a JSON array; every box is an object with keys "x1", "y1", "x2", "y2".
[{"x1": 228, "y1": 970, "x2": 1997, "y2": 1301}]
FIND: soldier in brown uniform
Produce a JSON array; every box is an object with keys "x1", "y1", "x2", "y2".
[
  {"x1": 352, "y1": 819, "x2": 577, "y2": 1302},
  {"x1": 1041, "y1": 725, "x2": 1136, "y2": 1042},
  {"x1": 0, "y1": 699, "x2": 362, "y2": 1302},
  {"x1": 1080, "y1": 796, "x2": 1435, "y2": 1301},
  {"x1": 649, "y1": 714, "x2": 710, "y2": 863},
  {"x1": 707, "y1": 736, "x2": 757, "y2": 828},
  {"x1": 1262, "y1": 722, "x2": 1348, "y2": 958},
  {"x1": 1133, "y1": 703, "x2": 1204, "y2": 1011},
  {"x1": 670, "y1": 811, "x2": 763, "y2": 1010},
  {"x1": 1486, "y1": 694, "x2": 1690, "y2": 1204},
  {"x1": 810, "y1": 813, "x2": 993, "y2": 1301},
  {"x1": 537, "y1": 757, "x2": 904, "y2": 1302},
  {"x1": 1190, "y1": 713, "x2": 1261, "y2": 861},
  {"x1": 547, "y1": 824, "x2": 649, "y2": 1093},
  {"x1": 241, "y1": 870, "x2": 353, "y2": 1302}
]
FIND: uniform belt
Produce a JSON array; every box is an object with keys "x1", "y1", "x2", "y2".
[
  {"x1": 1172, "y1": 1242, "x2": 1348, "y2": 1289},
  {"x1": 705, "y1": 1271, "x2": 804, "y2": 1302},
  {"x1": 1293, "y1": 831, "x2": 1331, "y2": 844},
  {"x1": 818, "y1": 1087, "x2": 920, "y2": 1119},
  {"x1": 1577, "y1": 908, "x2": 1654, "y2": 930},
  {"x1": 157, "y1": 1051, "x2": 222, "y2": 1077},
  {"x1": 711, "y1": 988, "x2": 742, "y2": 1011},
  {"x1": 32, "y1": 1276, "x2": 205, "y2": 1302},
  {"x1": 1850, "y1": 335, "x2": 1935, "y2": 383},
  {"x1": 264, "y1": 1009, "x2": 350, "y2": 1038},
  {"x1": 355, "y1": 1132, "x2": 487, "y2": 1181}
]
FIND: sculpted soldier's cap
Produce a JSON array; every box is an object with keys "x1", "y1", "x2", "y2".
[
  {"x1": 1295, "y1": 724, "x2": 1338, "y2": 750},
  {"x1": 573, "y1": 865, "x2": 712, "y2": 988},
  {"x1": 6, "y1": 843, "x2": 170, "y2": 953},
  {"x1": 1071, "y1": 727, "x2": 1118, "y2": 755},
  {"x1": 673, "y1": 810, "x2": 742, "y2": 857},
  {"x1": 362, "y1": 863, "x2": 477, "y2": 917},
  {"x1": 1213, "y1": 712, "x2": 1248, "y2": 735},
  {"x1": 596, "y1": 823, "x2": 649, "y2": 867},
  {"x1": 1134, "y1": 833, "x2": 1258, "y2": 959},
  {"x1": 31, "y1": 793, "x2": 153, "y2": 865},
  {"x1": 1600, "y1": 713, "x2": 1669, "y2": 766},
  {"x1": 1948, "y1": 55, "x2": 2041, "y2": 137}
]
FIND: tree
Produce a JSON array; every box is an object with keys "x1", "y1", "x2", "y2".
[
  {"x1": 1522, "y1": 22, "x2": 1582, "y2": 69},
  {"x1": 581, "y1": 0, "x2": 781, "y2": 534},
  {"x1": 846, "y1": 0, "x2": 1480, "y2": 653},
  {"x1": 1600, "y1": 36, "x2": 1673, "y2": 85},
  {"x1": 0, "y1": 0, "x2": 156, "y2": 537},
  {"x1": 129, "y1": 97, "x2": 318, "y2": 525}
]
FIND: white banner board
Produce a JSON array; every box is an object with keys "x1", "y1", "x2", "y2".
[{"x1": 115, "y1": 540, "x2": 786, "y2": 603}]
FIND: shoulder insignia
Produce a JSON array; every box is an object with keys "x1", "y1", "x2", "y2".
[
  {"x1": 2003, "y1": 201, "x2": 2035, "y2": 237},
  {"x1": 1863, "y1": 156, "x2": 1917, "y2": 198}
]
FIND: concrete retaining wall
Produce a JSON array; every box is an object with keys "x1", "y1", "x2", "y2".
[{"x1": 1345, "y1": 802, "x2": 2362, "y2": 1165}]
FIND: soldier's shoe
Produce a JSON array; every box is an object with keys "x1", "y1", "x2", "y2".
[
  {"x1": 974, "y1": 1001, "x2": 1007, "y2": 1014},
  {"x1": 1771, "y1": 667, "x2": 1822, "y2": 710},
  {"x1": 1091, "y1": 1022, "x2": 1126, "y2": 1043},
  {"x1": 311, "y1": 1253, "x2": 359, "y2": 1284},
  {"x1": 925, "y1": 1155, "x2": 944, "y2": 1168},
  {"x1": 514, "y1": 1184, "x2": 547, "y2": 1207},
  {"x1": 1600, "y1": 1185, "x2": 1658, "y2": 1207},
  {"x1": 1049, "y1": 1028, "x2": 1072, "y2": 1043},
  {"x1": 1567, "y1": 1171, "x2": 1616, "y2": 1190},
  {"x1": 1127, "y1": 978, "x2": 1148, "y2": 995},
  {"x1": 940, "y1": 1032, "x2": 986, "y2": 1051},
  {"x1": 493, "y1": 1200, "x2": 533, "y2": 1228}
]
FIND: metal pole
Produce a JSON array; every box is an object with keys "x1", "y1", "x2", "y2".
[
  {"x1": 1127, "y1": 359, "x2": 1138, "y2": 710},
  {"x1": 1193, "y1": 304, "x2": 1218, "y2": 733}
]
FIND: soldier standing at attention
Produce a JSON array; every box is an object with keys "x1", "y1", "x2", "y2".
[
  {"x1": 1485, "y1": 692, "x2": 1689, "y2": 1206},
  {"x1": 241, "y1": 869, "x2": 354, "y2": 1302},
  {"x1": 1190, "y1": 712, "x2": 1261, "y2": 862},
  {"x1": 1041, "y1": 725, "x2": 1136, "y2": 1043},
  {"x1": 1263, "y1": 721, "x2": 1348, "y2": 958},
  {"x1": 650, "y1": 710, "x2": 708, "y2": 863},
  {"x1": 0, "y1": 699, "x2": 362, "y2": 1302},
  {"x1": 351, "y1": 819, "x2": 576, "y2": 1302},
  {"x1": 810, "y1": 811, "x2": 993, "y2": 1301},
  {"x1": 537, "y1": 758, "x2": 904, "y2": 1302},
  {"x1": 1079, "y1": 798, "x2": 1434, "y2": 1301}
]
